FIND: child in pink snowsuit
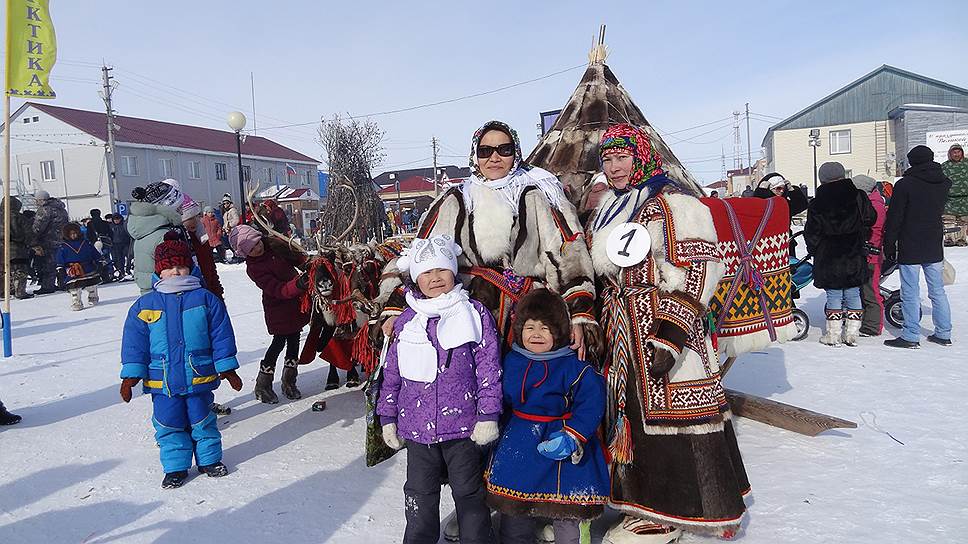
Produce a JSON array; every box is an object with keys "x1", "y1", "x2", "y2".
[{"x1": 853, "y1": 175, "x2": 887, "y2": 336}]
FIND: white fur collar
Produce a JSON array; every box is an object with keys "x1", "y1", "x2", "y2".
[{"x1": 465, "y1": 182, "x2": 514, "y2": 264}]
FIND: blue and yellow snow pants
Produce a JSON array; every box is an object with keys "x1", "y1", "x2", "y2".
[{"x1": 151, "y1": 391, "x2": 221, "y2": 473}]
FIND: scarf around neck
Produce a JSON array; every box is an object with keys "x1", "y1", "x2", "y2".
[
  {"x1": 592, "y1": 173, "x2": 677, "y2": 232},
  {"x1": 154, "y1": 275, "x2": 202, "y2": 294},
  {"x1": 511, "y1": 343, "x2": 575, "y2": 361},
  {"x1": 461, "y1": 166, "x2": 566, "y2": 216},
  {"x1": 398, "y1": 285, "x2": 483, "y2": 382}
]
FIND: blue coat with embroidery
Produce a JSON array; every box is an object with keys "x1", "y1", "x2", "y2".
[
  {"x1": 56, "y1": 239, "x2": 100, "y2": 276},
  {"x1": 120, "y1": 275, "x2": 239, "y2": 397},
  {"x1": 485, "y1": 347, "x2": 610, "y2": 520}
]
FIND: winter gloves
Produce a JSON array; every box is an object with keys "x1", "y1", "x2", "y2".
[
  {"x1": 219, "y1": 370, "x2": 243, "y2": 391},
  {"x1": 119, "y1": 371, "x2": 243, "y2": 402},
  {"x1": 382, "y1": 423, "x2": 404, "y2": 450},
  {"x1": 119, "y1": 378, "x2": 141, "y2": 403},
  {"x1": 470, "y1": 420, "x2": 499, "y2": 446},
  {"x1": 537, "y1": 430, "x2": 578, "y2": 460}
]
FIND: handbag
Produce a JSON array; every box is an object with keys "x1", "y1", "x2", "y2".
[{"x1": 943, "y1": 259, "x2": 956, "y2": 286}]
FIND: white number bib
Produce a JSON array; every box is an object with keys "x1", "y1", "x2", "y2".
[{"x1": 606, "y1": 222, "x2": 651, "y2": 268}]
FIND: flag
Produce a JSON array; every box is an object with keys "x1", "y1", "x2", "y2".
[
  {"x1": 285, "y1": 163, "x2": 297, "y2": 177},
  {"x1": 5, "y1": 0, "x2": 58, "y2": 98}
]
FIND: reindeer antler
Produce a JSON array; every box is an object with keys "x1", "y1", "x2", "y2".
[
  {"x1": 246, "y1": 182, "x2": 309, "y2": 257},
  {"x1": 331, "y1": 176, "x2": 359, "y2": 244}
]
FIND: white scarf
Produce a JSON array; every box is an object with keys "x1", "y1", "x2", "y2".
[
  {"x1": 398, "y1": 285, "x2": 483, "y2": 383},
  {"x1": 461, "y1": 166, "x2": 566, "y2": 216}
]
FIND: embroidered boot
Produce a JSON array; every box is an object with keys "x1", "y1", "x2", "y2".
[
  {"x1": 69, "y1": 289, "x2": 83, "y2": 311},
  {"x1": 843, "y1": 310, "x2": 863, "y2": 346},
  {"x1": 280, "y1": 359, "x2": 302, "y2": 400},
  {"x1": 603, "y1": 516, "x2": 681, "y2": 544},
  {"x1": 86, "y1": 285, "x2": 99, "y2": 306},
  {"x1": 819, "y1": 310, "x2": 844, "y2": 346},
  {"x1": 253, "y1": 362, "x2": 279, "y2": 404}
]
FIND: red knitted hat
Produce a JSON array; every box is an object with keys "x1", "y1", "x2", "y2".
[{"x1": 154, "y1": 231, "x2": 193, "y2": 274}]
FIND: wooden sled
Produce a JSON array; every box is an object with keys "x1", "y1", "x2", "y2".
[{"x1": 721, "y1": 356, "x2": 857, "y2": 437}]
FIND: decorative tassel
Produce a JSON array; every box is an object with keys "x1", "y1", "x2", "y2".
[{"x1": 609, "y1": 412, "x2": 634, "y2": 465}]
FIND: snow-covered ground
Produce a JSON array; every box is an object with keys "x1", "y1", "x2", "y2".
[{"x1": 1, "y1": 250, "x2": 967, "y2": 543}]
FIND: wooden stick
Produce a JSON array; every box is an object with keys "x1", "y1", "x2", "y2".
[{"x1": 725, "y1": 388, "x2": 857, "y2": 437}]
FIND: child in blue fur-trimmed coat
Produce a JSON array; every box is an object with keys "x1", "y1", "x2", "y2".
[
  {"x1": 119, "y1": 232, "x2": 243, "y2": 489},
  {"x1": 485, "y1": 289, "x2": 609, "y2": 544},
  {"x1": 56, "y1": 223, "x2": 102, "y2": 311}
]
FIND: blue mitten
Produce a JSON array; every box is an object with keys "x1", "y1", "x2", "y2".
[{"x1": 537, "y1": 430, "x2": 578, "y2": 461}]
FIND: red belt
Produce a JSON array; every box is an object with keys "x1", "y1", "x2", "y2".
[{"x1": 513, "y1": 410, "x2": 572, "y2": 422}]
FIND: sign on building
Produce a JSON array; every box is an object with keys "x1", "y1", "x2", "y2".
[{"x1": 926, "y1": 129, "x2": 968, "y2": 163}]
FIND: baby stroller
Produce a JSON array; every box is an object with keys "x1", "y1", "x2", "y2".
[
  {"x1": 789, "y1": 251, "x2": 813, "y2": 341},
  {"x1": 879, "y1": 261, "x2": 922, "y2": 329}
]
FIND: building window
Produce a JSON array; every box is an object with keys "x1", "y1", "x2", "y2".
[
  {"x1": 159, "y1": 158, "x2": 174, "y2": 178},
  {"x1": 188, "y1": 161, "x2": 201, "y2": 179},
  {"x1": 41, "y1": 160, "x2": 56, "y2": 181},
  {"x1": 829, "y1": 130, "x2": 851, "y2": 155},
  {"x1": 844, "y1": 168, "x2": 853, "y2": 179},
  {"x1": 32, "y1": 116, "x2": 38, "y2": 122},
  {"x1": 242, "y1": 165, "x2": 251, "y2": 182},
  {"x1": 215, "y1": 162, "x2": 227, "y2": 181},
  {"x1": 264, "y1": 167, "x2": 272, "y2": 183},
  {"x1": 307, "y1": 170, "x2": 313, "y2": 186},
  {"x1": 120, "y1": 156, "x2": 138, "y2": 176},
  {"x1": 22, "y1": 118, "x2": 30, "y2": 124}
]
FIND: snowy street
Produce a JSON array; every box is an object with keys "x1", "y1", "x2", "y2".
[{"x1": 1, "y1": 250, "x2": 966, "y2": 543}]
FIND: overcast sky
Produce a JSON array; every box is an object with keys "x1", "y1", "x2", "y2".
[{"x1": 3, "y1": 0, "x2": 966, "y2": 185}]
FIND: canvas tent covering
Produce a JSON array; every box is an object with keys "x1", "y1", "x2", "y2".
[{"x1": 528, "y1": 60, "x2": 704, "y2": 199}]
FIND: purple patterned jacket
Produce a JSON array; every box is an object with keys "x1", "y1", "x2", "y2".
[{"x1": 377, "y1": 300, "x2": 502, "y2": 445}]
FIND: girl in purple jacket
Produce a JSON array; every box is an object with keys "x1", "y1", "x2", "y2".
[{"x1": 377, "y1": 234, "x2": 502, "y2": 544}]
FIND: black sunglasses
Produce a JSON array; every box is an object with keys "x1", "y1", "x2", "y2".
[{"x1": 476, "y1": 143, "x2": 515, "y2": 159}]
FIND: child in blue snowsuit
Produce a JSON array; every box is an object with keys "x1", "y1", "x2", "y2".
[
  {"x1": 119, "y1": 233, "x2": 243, "y2": 489},
  {"x1": 56, "y1": 223, "x2": 102, "y2": 311},
  {"x1": 485, "y1": 289, "x2": 609, "y2": 544}
]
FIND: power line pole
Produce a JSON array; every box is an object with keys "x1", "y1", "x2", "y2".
[
  {"x1": 432, "y1": 136, "x2": 440, "y2": 196},
  {"x1": 100, "y1": 65, "x2": 119, "y2": 212},
  {"x1": 745, "y1": 102, "x2": 752, "y2": 178},
  {"x1": 732, "y1": 111, "x2": 742, "y2": 170}
]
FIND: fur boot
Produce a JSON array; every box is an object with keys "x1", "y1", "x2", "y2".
[
  {"x1": 843, "y1": 310, "x2": 863, "y2": 346},
  {"x1": 819, "y1": 310, "x2": 844, "y2": 346},
  {"x1": 69, "y1": 289, "x2": 83, "y2": 311},
  {"x1": 86, "y1": 285, "x2": 99, "y2": 306},
  {"x1": 603, "y1": 517, "x2": 681, "y2": 544},
  {"x1": 254, "y1": 362, "x2": 279, "y2": 404},
  {"x1": 280, "y1": 359, "x2": 302, "y2": 400}
]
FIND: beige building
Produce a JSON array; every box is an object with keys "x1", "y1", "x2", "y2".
[{"x1": 763, "y1": 65, "x2": 968, "y2": 195}]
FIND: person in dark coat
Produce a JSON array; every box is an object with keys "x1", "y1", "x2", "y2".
[
  {"x1": 230, "y1": 225, "x2": 310, "y2": 403},
  {"x1": 87, "y1": 209, "x2": 114, "y2": 282},
  {"x1": 31, "y1": 189, "x2": 70, "y2": 294},
  {"x1": 109, "y1": 214, "x2": 132, "y2": 278},
  {"x1": 1, "y1": 196, "x2": 36, "y2": 298},
  {"x1": 805, "y1": 162, "x2": 876, "y2": 347},
  {"x1": 754, "y1": 173, "x2": 809, "y2": 257},
  {"x1": 883, "y1": 145, "x2": 953, "y2": 349}
]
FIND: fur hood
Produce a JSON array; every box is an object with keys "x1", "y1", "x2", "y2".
[{"x1": 512, "y1": 288, "x2": 571, "y2": 349}]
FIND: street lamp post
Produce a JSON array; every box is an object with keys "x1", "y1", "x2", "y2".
[
  {"x1": 808, "y1": 129, "x2": 822, "y2": 195},
  {"x1": 227, "y1": 111, "x2": 247, "y2": 224}
]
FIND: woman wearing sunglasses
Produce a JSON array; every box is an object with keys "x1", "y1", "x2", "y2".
[{"x1": 378, "y1": 120, "x2": 600, "y2": 362}]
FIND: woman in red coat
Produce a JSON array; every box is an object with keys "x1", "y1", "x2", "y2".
[{"x1": 230, "y1": 225, "x2": 310, "y2": 404}]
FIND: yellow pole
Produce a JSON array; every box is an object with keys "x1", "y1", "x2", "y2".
[{"x1": 3, "y1": 2, "x2": 13, "y2": 357}]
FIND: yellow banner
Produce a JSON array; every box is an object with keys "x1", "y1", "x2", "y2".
[{"x1": 5, "y1": 0, "x2": 58, "y2": 98}]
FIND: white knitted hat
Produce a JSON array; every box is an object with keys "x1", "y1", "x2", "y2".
[{"x1": 397, "y1": 234, "x2": 462, "y2": 282}]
